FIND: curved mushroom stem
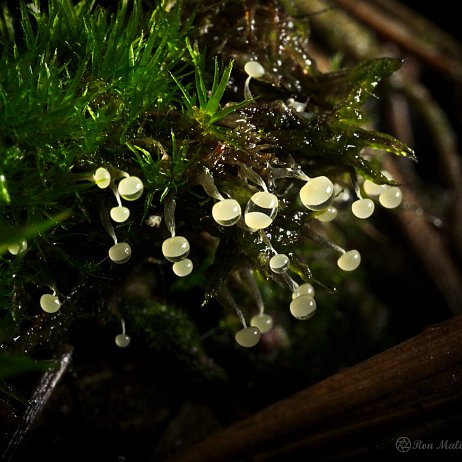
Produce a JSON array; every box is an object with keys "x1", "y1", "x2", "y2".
[
  {"x1": 100, "y1": 206, "x2": 118, "y2": 244},
  {"x1": 244, "y1": 75, "x2": 253, "y2": 100},
  {"x1": 164, "y1": 193, "x2": 177, "y2": 238},
  {"x1": 216, "y1": 286, "x2": 247, "y2": 328},
  {"x1": 110, "y1": 183, "x2": 123, "y2": 207}
]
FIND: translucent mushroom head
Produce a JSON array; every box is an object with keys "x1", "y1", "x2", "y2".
[
  {"x1": 244, "y1": 191, "x2": 278, "y2": 230},
  {"x1": 235, "y1": 326, "x2": 261, "y2": 347},
  {"x1": 299, "y1": 176, "x2": 334, "y2": 211}
]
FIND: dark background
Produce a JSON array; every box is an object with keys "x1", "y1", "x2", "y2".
[{"x1": 2, "y1": 1, "x2": 461, "y2": 461}]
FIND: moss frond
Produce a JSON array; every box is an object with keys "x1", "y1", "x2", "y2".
[{"x1": 0, "y1": 0, "x2": 417, "y2": 392}]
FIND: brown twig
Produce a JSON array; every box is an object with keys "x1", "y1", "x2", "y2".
[
  {"x1": 383, "y1": 154, "x2": 462, "y2": 314},
  {"x1": 290, "y1": 0, "x2": 382, "y2": 59},
  {"x1": 369, "y1": 0, "x2": 462, "y2": 62},
  {"x1": 329, "y1": 0, "x2": 462, "y2": 82},
  {"x1": 393, "y1": 73, "x2": 462, "y2": 261},
  {"x1": 382, "y1": 73, "x2": 462, "y2": 314},
  {"x1": 253, "y1": 364, "x2": 462, "y2": 461},
  {"x1": 167, "y1": 314, "x2": 462, "y2": 462}
]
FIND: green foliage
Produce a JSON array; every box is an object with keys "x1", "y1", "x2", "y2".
[
  {"x1": 0, "y1": 350, "x2": 56, "y2": 379},
  {"x1": 0, "y1": 0, "x2": 416, "y2": 414},
  {"x1": 0, "y1": 210, "x2": 71, "y2": 255},
  {"x1": 125, "y1": 299, "x2": 225, "y2": 380},
  {"x1": 0, "y1": 0, "x2": 191, "y2": 150},
  {"x1": 127, "y1": 130, "x2": 196, "y2": 205},
  {"x1": 172, "y1": 41, "x2": 250, "y2": 126}
]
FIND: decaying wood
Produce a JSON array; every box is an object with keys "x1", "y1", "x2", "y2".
[
  {"x1": 253, "y1": 364, "x2": 462, "y2": 461},
  {"x1": 167, "y1": 314, "x2": 462, "y2": 461}
]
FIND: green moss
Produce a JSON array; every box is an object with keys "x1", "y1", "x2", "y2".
[{"x1": 0, "y1": 0, "x2": 414, "y2": 397}]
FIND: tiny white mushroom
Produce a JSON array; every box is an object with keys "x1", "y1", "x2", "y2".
[
  {"x1": 299, "y1": 176, "x2": 334, "y2": 211},
  {"x1": 289, "y1": 295, "x2": 316, "y2": 320},
  {"x1": 212, "y1": 198, "x2": 242, "y2": 226},
  {"x1": 110, "y1": 206, "x2": 130, "y2": 223},
  {"x1": 40, "y1": 293, "x2": 61, "y2": 313},
  {"x1": 250, "y1": 313, "x2": 273, "y2": 334},
  {"x1": 118, "y1": 176, "x2": 144, "y2": 201},
  {"x1": 363, "y1": 170, "x2": 393, "y2": 196},
  {"x1": 292, "y1": 282, "x2": 315, "y2": 300},
  {"x1": 8, "y1": 240, "x2": 28, "y2": 255},
  {"x1": 363, "y1": 179, "x2": 385, "y2": 196},
  {"x1": 244, "y1": 191, "x2": 278, "y2": 230},
  {"x1": 351, "y1": 198, "x2": 375, "y2": 219},
  {"x1": 94, "y1": 167, "x2": 111, "y2": 189},
  {"x1": 244, "y1": 61, "x2": 265, "y2": 78},
  {"x1": 115, "y1": 334, "x2": 131, "y2": 348},
  {"x1": 243, "y1": 61, "x2": 265, "y2": 99},
  {"x1": 379, "y1": 186, "x2": 403, "y2": 209},
  {"x1": 235, "y1": 326, "x2": 261, "y2": 347},
  {"x1": 316, "y1": 206, "x2": 338, "y2": 222},
  {"x1": 269, "y1": 253, "x2": 290, "y2": 274},
  {"x1": 172, "y1": 258, "x2": 193, "y2": 277},
  {"x1": 337, "y1": 249, "x2": 361, "y2": 271},
  {"x1": 108, "y1": 242, "x2": 132, "y2": 264},
  {"x1": 162, "y1": 236, "x2": 190, "y2": 262}
]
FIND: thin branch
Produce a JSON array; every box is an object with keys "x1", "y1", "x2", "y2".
[
  {"x1": 394, "y1": 75, "x2": 462, "y2": 261},
  {"x1": 329, "y1": 0, "x2": 462, "y2": 82},
  {"x1": 166, "y1": 314, "x2": 462, "y2": 461},
  {"x1": 2, "y1": 346, "x2": 73, "y2": 462},
  {"x1": 369, "y1": 0, "x2": 462, "y2": 62}
]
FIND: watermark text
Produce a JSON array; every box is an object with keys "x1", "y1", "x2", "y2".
[{"x1": 395, "y1": 436, "x2": 462, "y2": 453}]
